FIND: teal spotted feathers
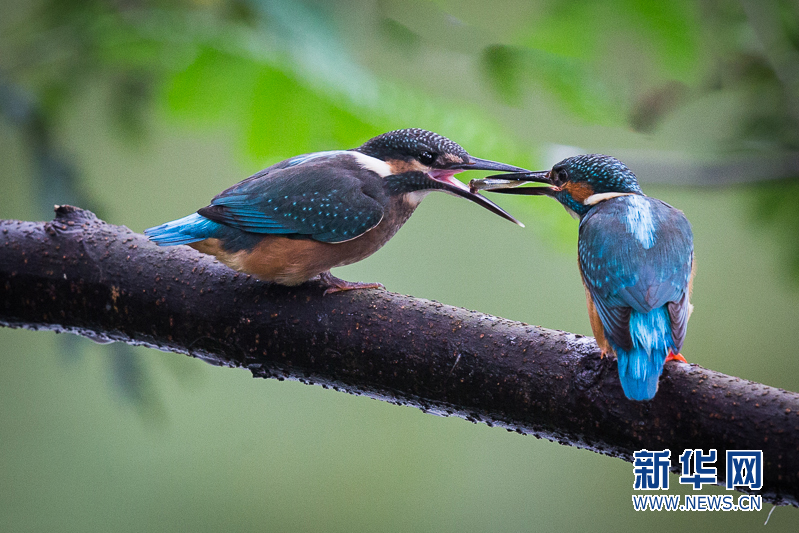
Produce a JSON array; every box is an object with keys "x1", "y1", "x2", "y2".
[
  {"x1": 472, "y1": 154, "x2": 694, "y2": 401},
  {"x1": 146, "y1": 129, "x2": 527, "y2": 293}
]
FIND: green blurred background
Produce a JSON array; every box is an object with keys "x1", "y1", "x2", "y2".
[{"x1": 2, "y1": 0, "x2": 798, "y2": 531}]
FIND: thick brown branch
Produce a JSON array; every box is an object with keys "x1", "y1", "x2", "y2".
[{"x1": 2, "y1": 206, "x2": 798, "y2": 506}]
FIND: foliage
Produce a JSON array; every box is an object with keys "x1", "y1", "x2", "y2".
[
  {"x1": 2, "y1": 0, "x2": 799, "y2": 394},
  {"x1": 2, "y1": 2, "x2": 799, "y2": 530}
]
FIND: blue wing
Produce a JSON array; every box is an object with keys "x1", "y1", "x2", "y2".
[
  {"x1": 579, "y1": 195, "x2": 693, "y2": 400},
  {"x1": 197, "y1": 151, "x2": 390, "y2": 244},
  {"x1": 147, "y1": 151, "x2": 390, "y2": 247},
  {"x1": 578, "y1": 195, "x2": 693, "y2": 351}
]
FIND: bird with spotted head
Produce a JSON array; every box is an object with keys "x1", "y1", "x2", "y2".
[
  {"x1": 471, "y1": 154, "x2": 694, "y2": 401},
  {"x1": 145, "y1": 128, "x2": 527, "y2": 294}
]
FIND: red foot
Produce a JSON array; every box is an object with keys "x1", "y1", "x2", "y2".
[
  {"x1": 319, "y1": 271, "x2": 385, "y2": 295},
  {"x1": 666, "y1": 351, "x2": 688, "y2": 364}
]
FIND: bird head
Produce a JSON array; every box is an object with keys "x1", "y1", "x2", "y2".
[
  {"x1": 470, "y1": 154, "x2": 643, "y2": 218},
  {"x1": 356, "y1": 128, "x2": 528, "y2": 225}
]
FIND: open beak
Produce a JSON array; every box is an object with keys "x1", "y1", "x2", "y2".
[
  {"x1": 429, "y1": 167, "x2": 525, "y2": 227},
  {"x1": 469, "y1": 170, "x2": 556, "y2": 196}
]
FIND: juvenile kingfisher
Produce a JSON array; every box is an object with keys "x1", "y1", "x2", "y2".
[
  {"x1": 471, "y1": 154, "x2": 694, "y2": 401},
  {"x1": 146, "y1": 128, "x2": 527, "y2": 294}
]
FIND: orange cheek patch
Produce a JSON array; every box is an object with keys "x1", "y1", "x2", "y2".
[
  {"x1": 562, "y1": 181, "x2": 595, "y2": 203},
  {"x1": 386, "y1": 158, "x2": 427, "y2": 174}
]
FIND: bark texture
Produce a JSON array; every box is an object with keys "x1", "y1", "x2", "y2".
[{"x1": 2, "y1": 206, "x2": 798, "y2": 506}]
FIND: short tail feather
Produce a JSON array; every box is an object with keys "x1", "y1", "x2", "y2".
[
  {"x1": 616, "y1": 307, "x2": 674, "y2": 401},
  {"x1": 145, "y1": 213, "x2": 221, "y2": 246}
]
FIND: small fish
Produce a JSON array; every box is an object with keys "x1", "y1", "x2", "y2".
[{"x1": 469, "y1": 177, "x2": 532, "y2": 193}]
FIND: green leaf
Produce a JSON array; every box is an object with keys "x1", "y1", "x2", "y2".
[
  {"x1": 517, "y1": 0, "x2": 701, "y2": 84},
  {"x1": 482, "y1": 45, "x2": 624, "y2": 125},
  {"x1": 245, "y1": 66, "x2": 382, "y2": 160},
  {"x1": 165, "y1": 46, "x2": 259, "y2": 124}
]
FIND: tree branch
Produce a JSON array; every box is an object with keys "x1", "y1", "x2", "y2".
[{"x1": 2, "y1": 206, "x2": 798, "y2": 506}]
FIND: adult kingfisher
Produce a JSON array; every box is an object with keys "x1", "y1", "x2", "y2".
[
  {"x1": 146, "y1": 128, "x2": 527, "y2": 294},
  {"x1": 471, "y1": 154, "x2": 694, "y2": 401}
]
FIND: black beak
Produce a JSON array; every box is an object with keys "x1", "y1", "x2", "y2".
[
  {"x1": 469, "y1": 171, "x2": 556, "y2": 196},
  {"x1": 451, "y1": 156, "x2": 530, "y2": 173},
  {"x1": 439, "y1": 180, "x2": 525, "y2": 227},
  {"x1": 427, "y1": 171, "x2": 524, "y2": 227},
  {"x1": 427, "y1": 157, "x2": 529, "y2": 226}
]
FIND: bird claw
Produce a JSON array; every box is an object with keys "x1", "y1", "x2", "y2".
[
  {"x1": 319, "y1": 271, "x2": 385, "y2": 295},
  {"x1": 666, "y1": 351, "x2": 688, "y2": 364}
]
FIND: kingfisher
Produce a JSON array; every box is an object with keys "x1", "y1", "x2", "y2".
[
  {"x1": 145, "y1": 128, "x2": 527, "y2": 294},
  {"x1": 471, "y1": 154, "x2": 694, "y2": 401}
]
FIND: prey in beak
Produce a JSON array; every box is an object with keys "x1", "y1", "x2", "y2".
[
  {"x1": 429, "y1": 158, "x2": 531, "y2": 227},
  {"x1": 469, "y1": 171, "x2": 556, "y2": 196}
]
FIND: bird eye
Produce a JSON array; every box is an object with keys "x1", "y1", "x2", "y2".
[
  {"x1": 556, "y1": 169, "x2": 568, "y2": 183},
  {"x1": 418, "y1": 151, "x2": 437, "y2": 166}
]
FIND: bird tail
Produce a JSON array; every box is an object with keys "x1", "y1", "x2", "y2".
[
  {"x1": 144, "y1": 213, "x2": 221, "y2": 246},
  {"x1": 616, "y1": 307, "x2": 674, "y2": 401}
]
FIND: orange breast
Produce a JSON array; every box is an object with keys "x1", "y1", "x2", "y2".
[
  {"x1": 582, "y1": 281, "x2": 614, "y2": 356},
  {"x1": 189, "y1": 196, "x2": 418, "y2": 285}
]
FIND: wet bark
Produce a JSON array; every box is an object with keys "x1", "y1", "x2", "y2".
[{"x1": 2, "y1": 206, "x2": 798, "y2": 506}]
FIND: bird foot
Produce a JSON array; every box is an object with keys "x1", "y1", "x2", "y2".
[
  {"x1": 319, "y1": 271, "x2": 385, "y2": 295},
  {"x1": 666, "y1": 351, "x2": 688, "y2": 364}
]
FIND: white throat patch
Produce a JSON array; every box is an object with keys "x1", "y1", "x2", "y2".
[{"x1": 405, "y1": 190, "x2": 431, "y2": 206}]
